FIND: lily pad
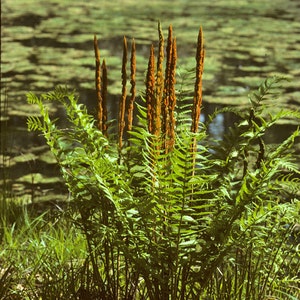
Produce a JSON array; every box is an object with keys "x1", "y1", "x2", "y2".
[
  {"x1": 38, "y1": 151, "x2": 57, "y2": 164},
  {"x1": 3, "y1": 26, "x2": 35, "y2": 40},
  {"x1": 17, "y1": 173, "x2": 61, "y2": 184},
  {"x1": 13, "y1": 153, "x2": 38, "y2": 163}
]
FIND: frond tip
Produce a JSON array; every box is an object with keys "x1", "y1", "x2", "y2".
[{"x1": 27, "y1": 116, "x2": 43, "y2": 132}]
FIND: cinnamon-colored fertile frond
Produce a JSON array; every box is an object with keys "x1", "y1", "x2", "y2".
[
  {"x1": 101, "y1": 59, "x2": 108, "y2": 136},
  {"x1": 94, "y1": 35, "x2": 103, "y2": 132},
  {"x1": 119, "y1": 36, "x2": 128, "y2": 149},
  {"x1": 93, "y1": 25, "x2": 204, "y2": 155},
  {"x1": 160, "y1": 25, "x2": 177, "y2": 152},
  {"x1": 146, "y1": 45, "x2": 155, "y2": 135},
  {"x1": 191, "y1": 26, "x2": 205, "y2": 133},
  {"x1": 154, "y1": 22, "x2": 164, "y2": 137},
  {"x1": 168, "y1": 37, "x2": 177, "y2": 151},
  {"x1": 156, "y1": 22, "x2": 165, "y2": 95},
  {"x1": 162, "y1": 25, "x2": 173, "y2": 142},
  {"x1": 128, "y1": 38, "x2": 136, "y2": 132}
]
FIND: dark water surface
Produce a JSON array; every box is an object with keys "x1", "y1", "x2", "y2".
[{"x1": 1, "y1": 0, "x2": 300, "y2": 201}]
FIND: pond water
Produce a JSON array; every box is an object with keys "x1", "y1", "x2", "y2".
[{"x1": 1, "y1": 0, "x2": 300, "y2": 201}]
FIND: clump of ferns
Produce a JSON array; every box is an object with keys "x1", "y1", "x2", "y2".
[{"x1": 27, "y1": 22, "x2": 300, "y2": 297}]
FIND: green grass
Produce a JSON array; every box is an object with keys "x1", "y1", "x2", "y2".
[
  {"x1": 0, "y1": 190, "x2": 299, "y2": 299},
  {"x1": 0, "y1": 197, "x2": 87, "y2": 299}
]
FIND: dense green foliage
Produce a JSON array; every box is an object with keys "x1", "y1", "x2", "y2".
[{"x1": 18, "y1": 76, "x2": 300, "y2": 299}]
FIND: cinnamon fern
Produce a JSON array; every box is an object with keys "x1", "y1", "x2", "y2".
[{"x1": 27, "y1": 24, "x2": 300, "y2": 299}]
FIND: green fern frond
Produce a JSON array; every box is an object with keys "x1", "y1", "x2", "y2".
[
  {"x1": 27, "y1": 116, "x2": 44, "y2": 132},
  {"x1": 249, "y1": 75, "x2": 289, "y2": 108},
  {"x1": 268, "y1": 127, "x2": 300, "y2": 160},
  {"x1": 27, "y1": 91, "x2": 42, "y2": 105}
]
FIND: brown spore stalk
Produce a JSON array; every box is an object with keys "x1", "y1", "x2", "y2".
[
  {"x1": 191, "y1": 26, "x2": 205, "y2": 134},
  {"x1": 94, "y1": 35, "x2": 103, "y2": 132},
  {"x1": 127, "y1": 38, "x2": 136, "y2": 132},
  {"x1": 163, "y1": 25, "x2": 177, "y2": 152},
  {"x1": 167, "y1": 37, "x2": 177, "y2": 151},
  {"x1": 190, "y1": 27, "x2": 205, "y2": 174},
  {"x1": 101, "y1": 59, "x2": 108, "y2": 136},
  {"x1": 118, "y1": 36, "x2": 128, "y2": 149},
  {"x1": 146, "y1": 45, "x2": 156, "y2": 135},
  {"x1": 162, "y1": 25, "x2": 172, "y2": 144},
  {"x1": 153, "y1": 22, "x2": 164, "y2": 138}
]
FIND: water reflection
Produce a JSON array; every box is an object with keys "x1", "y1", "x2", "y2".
[{"x1": 1, "y1": 0, "x2": 300, "y2": 200}]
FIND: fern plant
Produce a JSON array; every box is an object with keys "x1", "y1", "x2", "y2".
[{"x1": 27, "y1": 24, "x2": 300, "y2": 299}]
